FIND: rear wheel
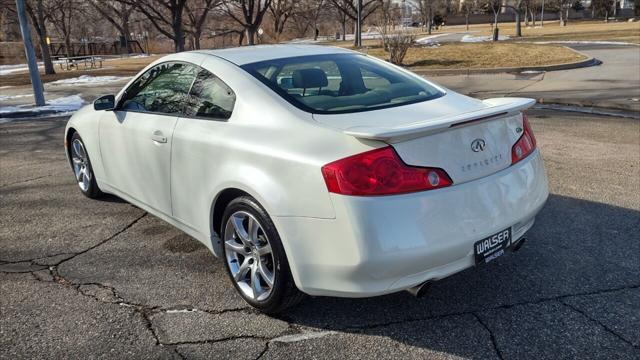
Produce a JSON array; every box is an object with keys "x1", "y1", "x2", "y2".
[
  {"x1": 221, "y1": 196, "x2": 304, "y2": 313},
  {"x1": 69, "y1": 132, "x2": 102, "y2": 198}
]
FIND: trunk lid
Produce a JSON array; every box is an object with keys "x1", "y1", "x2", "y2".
[{"x1": 313, "y1": 93, "x2": 535, "y2": 184}]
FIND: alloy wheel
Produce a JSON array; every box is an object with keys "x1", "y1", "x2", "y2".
[
  {"x1": 224, "y1": 211, "x2": 275, "y2": 301},
  {"x1": 71, "y1": 139, "x2": 91, "y2": 192}
]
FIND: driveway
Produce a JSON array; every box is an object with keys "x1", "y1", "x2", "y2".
[{"x1": 1, "y1": 109, "x2": 638, "y2": 359}]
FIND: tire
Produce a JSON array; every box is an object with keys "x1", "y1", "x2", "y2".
[
  {"x1": 221, "y1": 196, "x2": 305, "y2": 313},
  {"x1": 69, "y1": 132, "x2": 103, "y2": 199}
]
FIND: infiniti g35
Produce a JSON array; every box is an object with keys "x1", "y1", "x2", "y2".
[{"x1": 64, "y1": 45, "x2": 549, "y2": 313}]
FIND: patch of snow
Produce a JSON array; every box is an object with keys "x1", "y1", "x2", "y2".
[
  {"x1": 0, "y1": 94, "x2": 32, "y2": 101},
  {"x1": 521, "y1": 70, "x2": 544, "y2": 74},
  {"x1": 271, "y1": 331, "x2": 339, "y2": 343},
  {"x1": 416, "y1": 33, "x2": 449, "y2": 44},
  {"x1": 461, "y1": 34, "x2": 510, "y2": 43},
  {"x1": 0, "y1": 85, "x2": 13, "y2": 90},
  {"x1": 0, "y1": 94, "x2": 85, "y2": 119},
  {"x1": 0, "y1": 62, "x2": 44, "y2": 76},
  {"x1": 165, "y1": 309, "x2": 199, "y2": 313},
  {"x1": 48, "y1": 75, "x2": 130, "y2": 86}
]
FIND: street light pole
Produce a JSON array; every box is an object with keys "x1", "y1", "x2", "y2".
[
  {"x1": 15, "y1": 0, "x2": 45, "y2": 106},
  {"x1": 356, "y1": 0, "x2": 362, "y2": 47}
]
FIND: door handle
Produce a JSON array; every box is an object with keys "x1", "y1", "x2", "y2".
[{"x1": 151, "y1": 130, "x2": 167, "y2": 143}]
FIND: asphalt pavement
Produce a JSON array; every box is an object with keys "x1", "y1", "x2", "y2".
[
  {"x1": 1, "y1": 43, "x2": 640, "y2": 359},
  {"x1": 1, "y1": 108, "x2": 638, "y2": 359}
]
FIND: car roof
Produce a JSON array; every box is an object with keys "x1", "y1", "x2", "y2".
[{"x1": 192, "y1": 44, "x2": 356, "y2": 66}]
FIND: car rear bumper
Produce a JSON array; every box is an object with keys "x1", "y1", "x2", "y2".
[{"x1": 275, "y1": 150, "x2": 549, "y2": 297}]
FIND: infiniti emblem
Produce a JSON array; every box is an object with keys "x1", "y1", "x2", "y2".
[{"x1": 471, "y1": 139, "x2": 486, "y2": 152}]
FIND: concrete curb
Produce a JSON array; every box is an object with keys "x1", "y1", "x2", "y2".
[
  {"x1": 537, "y1": 98, "x2": 639, "y2": 113},
  {"x1": 411, "y1": 55, "x2": 600, "y2": 76},
  {"x1": 533, "y1": 103, "x2": 640, "y2": 120}
]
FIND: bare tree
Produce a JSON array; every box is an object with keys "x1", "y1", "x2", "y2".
[
  {"x1": 185, "y1": 0, "x2": 221, "y2": 49},
  {"x1": 380, "y1": 30, "x2": 414, "y2": 65},
  {"x1": 330, "y1": 0, "x2": 380, "y2": 45},
  {"x1": 225, "y1": 0, "x2": 273, "y2": 45},
  {"x1": 268, "y1": 0, "x2": 294, "y2": 42},
  {"x1": 416, "y1": 0, "x2": 440, "y2": 34},
  {"x1": 122, "y1": 0, "x2": 188, "y2": 52},
  {"x1": 90, "y1": 0, "x2": 135, "y2": 53},
  {"x1": 503, "y1": 0, "x2": 523, "y2": 37},
  {"x1": 48, "y1": 0, "x2": 78, "y2": 57},
  {"x1": 556, "y1": 0, "x2": 571, "y2": 25},
  {"x1": 459, "y1": 0, "x2": 475, "y2": 30},
  {"x1": 21, "y1": 0, "x2": 54, "y2": 74}
]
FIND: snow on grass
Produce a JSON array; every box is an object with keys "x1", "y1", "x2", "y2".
[
  {"x1": 461, "y1": 34, "x2": 510, "y2": 43},
  {"x1": 416, "y1": 33, "x2": 449, "y2": 45},
  {"x1": 0, "y1": 94, "x2": 32, "y2": 101},
  {"x1": 0, "y1": 94, "x2": 85, "y2": 121},
  {"x1": 48, "y1": 75, "x2": 130, "y2": 86}
]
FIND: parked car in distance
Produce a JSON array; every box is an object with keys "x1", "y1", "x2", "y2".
[{"x1": 65, "y1": 45, "x2": 548, "y2": 313}]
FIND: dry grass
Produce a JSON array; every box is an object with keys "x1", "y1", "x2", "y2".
[
  {"x1": 1, "y1": 55, "x2": 162, "y2": 87},
  {"x1": 362, "y1": 42, "x2": 587, "y2": 69},
  {"x1": 447, "y1": 20, "x2": 640, "y2": 43}
]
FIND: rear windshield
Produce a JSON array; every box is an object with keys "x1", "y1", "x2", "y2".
[{"x1": 241, "y1": 53, "x2": 444, "y2": 114}]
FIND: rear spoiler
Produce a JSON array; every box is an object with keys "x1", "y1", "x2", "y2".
[{"x1": 343, "y1": 97, "x2": 536, "y2": 142}]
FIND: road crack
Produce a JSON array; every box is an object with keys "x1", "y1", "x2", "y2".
[
  {"x1": 560, "y1": 300, "x2": 639, "y2": 349},
  {"x1": 472, "y1": 313, "x2": 504, "y2": 360},
  {"x1": 0, "y1": 174, "x2": 53, "y2": 189}
]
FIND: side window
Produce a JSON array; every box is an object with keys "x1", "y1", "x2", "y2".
[
  {"x1": 120, "y1": 62, "x2": 197, "y2": 115},
  {"x1": 361, "y1": 68, "x2": 391, "y2": 90},
  {"x1": 185, "y1": 69, "x2": 236, "y2": 120}
]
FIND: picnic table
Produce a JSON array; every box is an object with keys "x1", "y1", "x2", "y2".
[{"x1": 55, "y1": 56, "x2": 103, "y2": 71}]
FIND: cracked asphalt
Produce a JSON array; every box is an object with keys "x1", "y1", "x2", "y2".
[{"x1": 1, "y1": 109, "x2": 639, "y2": 359}]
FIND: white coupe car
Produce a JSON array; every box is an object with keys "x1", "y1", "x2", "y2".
[{"x1": 65, "y1": 45, "x2": 548, "y2": 313}]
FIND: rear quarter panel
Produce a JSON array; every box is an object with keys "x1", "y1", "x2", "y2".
[{"x1": 170, "y1": 55, "x2": 378, "y2": 255}]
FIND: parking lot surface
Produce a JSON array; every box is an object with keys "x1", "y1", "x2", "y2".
[{"x1": 1, "y1": 109, "x2": 639, "y2": 359}]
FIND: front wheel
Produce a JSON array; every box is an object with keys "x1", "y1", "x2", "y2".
[
  {"x1": 69, "y1": 132, "x2": 102, "y2": 199},
  {"x1": 221, "y1": 196, "x2": 304, "y2": 313}
]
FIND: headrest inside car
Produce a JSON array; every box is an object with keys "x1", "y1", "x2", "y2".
[{"x1": 292, "y1": 68, "x2": 328, "y2": 88}]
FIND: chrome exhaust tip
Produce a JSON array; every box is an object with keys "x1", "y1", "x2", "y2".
[
  {"x1": 511, "y1": 238, "x2": 526, "y2": 252},
  {"x1": 406, "y1": 281, "x2": 431, "y2": 298}
]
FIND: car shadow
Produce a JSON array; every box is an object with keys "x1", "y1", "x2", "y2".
[{"x1": 273, "y1": 194, "x2": 640, "y2": 355}]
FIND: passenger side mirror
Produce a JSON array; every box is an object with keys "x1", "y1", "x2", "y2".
[{"x1": 94, "y1": 95, "x2": 115, "y2": 111}]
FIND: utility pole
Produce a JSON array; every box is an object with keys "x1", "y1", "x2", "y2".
[
  {"x1": 356, "y1": 0, "x2": 362, "y2": 47},
  {"x1": 16, "y1": 0, "x2": 45, "y2": 106}
]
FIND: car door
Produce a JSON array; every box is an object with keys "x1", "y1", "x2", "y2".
[
  {"x1": 171, "y1": 67, "x2": 237, "y2": 232},
  {"x1": 99, "y1": 61, "x2": 198, "y2": 215}
]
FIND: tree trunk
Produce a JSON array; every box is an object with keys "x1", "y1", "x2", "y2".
[
  {"x1": 559, "y1": 10, "x2": 565, "y2": 26},
  {"x1": 172, "y1": 5, "x2": 185, "y2": 52},
  {"x1": 341, "y1": 18, "x2": 346, "y2": 41},
  {"x1": 194, "y1": 31, "x2": 201, "y2": 49},
  {"x1": 34, "y1": 0, "x2": 54, "y2": 74},
  {"x1": 465, "y1": 13, "x2": 469, "y2": 30},
  {"x1": 515, "y1": 9, "x2": 522, "y2": 36},
  {"x1": 246, "y1": 27, "x2": 256, "y2": 45},
  {"x1": 238, "y1": 31, "x2": 245, "y2": 46},
  {"x1": 64, "y1": 35, "x2": 72, "y2": 57},
  {"x1": 121, "y1": 22, "x2": 132, "y2": 54},
  {"x1": 427, "y1": 7, "x2": 432, "y2": 35},
  {"x1": 531, "y1": 8, "x2": 536, "y2": 26}
]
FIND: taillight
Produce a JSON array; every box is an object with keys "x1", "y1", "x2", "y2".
[
  {"x1": 511, "y1": 113, "x2": 537, "y2": 164},
  {"x1": 321, "y1": 146, "x2": 453, "y2": 196}
]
